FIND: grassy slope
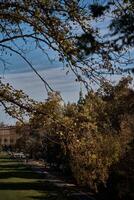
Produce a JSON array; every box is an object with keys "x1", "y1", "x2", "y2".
[{"x1": 0, "y1": 153, "x2": 68, "y2": 200}]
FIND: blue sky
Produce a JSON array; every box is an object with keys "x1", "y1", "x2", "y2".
[
  {"x1": 0, "y1": 24, "x2": 85, "y2": 123},
  {"x1": 0, "y1": 23, "x2": 84, "y2": 124},
  {"x1": 0, "y1": 61, "x2": 85, "y2": 124},
  {"x1": 0, "y1": 0, "x2": 130, "y2": 124}
]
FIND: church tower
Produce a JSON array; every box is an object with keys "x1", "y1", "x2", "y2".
[{"x1": 78, "y1": 83, "x2": 85, "y2": 105}]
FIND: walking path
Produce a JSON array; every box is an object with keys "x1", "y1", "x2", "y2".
[
  {"x1": 27, "y1": 160, "x2": 95, "y2": 200},
  {"x1": 0, "y1": 153, "x2": 95, "y2": 200}
]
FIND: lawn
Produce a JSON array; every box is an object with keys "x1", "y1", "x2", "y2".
[{"x1": 0, "y1": 152, "x2": 69, "y2": 200}]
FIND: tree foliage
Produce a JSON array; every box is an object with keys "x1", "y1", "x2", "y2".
[{"x1": 15, "y1": 77, "x2": 134, "y2": 194}]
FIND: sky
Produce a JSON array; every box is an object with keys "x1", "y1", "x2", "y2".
[
  {"x1": 0, "y1": 0, "x2": 88, "y2": 124},
  {"x1": 0, "y1": 63, "x2": 124, "y2": 125},
  {"x1": 0, "y1": 63, "x2": 85, "y2": 124},
  {"x1": 0, "y1": 0, "x2": 130, "y2": 124}
]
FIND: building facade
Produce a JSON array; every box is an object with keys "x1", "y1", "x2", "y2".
[{"x1": 0, "y1": 126, "x2": 17, "y2": 147}]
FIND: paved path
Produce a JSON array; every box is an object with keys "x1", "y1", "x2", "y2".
[
  {"x1": 0, "y1": 153, "x2": 95, "y2": 200},
  {"x1": 27, "y1": 160, "x2": 95, "y2": 200}
]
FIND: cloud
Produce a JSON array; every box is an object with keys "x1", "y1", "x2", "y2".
[
  {"x1": 0, "y1": 65, "x2": 125, "y2": 125},
  {"x1": 3, "y1": 67, "x2": 82, "y2": 100},
  {"x1": 0, "y1": 67, "x2": 84, "y2": 124}
]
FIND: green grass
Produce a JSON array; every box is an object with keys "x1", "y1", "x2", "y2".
[{"x1": 0, "y1": 152, "x2": 70, "y2": 200}]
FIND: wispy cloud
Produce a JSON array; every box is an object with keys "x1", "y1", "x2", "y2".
[
  {"x1": 0, "y1": 67, "x2": 84, "y2": 124},
  {"x1": 3, "y1": 67, "x2": 82, "y2": 101}
]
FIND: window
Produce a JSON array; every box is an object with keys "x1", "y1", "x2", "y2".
[
  {"x1": 10, "y1": 139, "x2": 14, "y2": 144},
  {"x1": 4, "y1": 138, "x2": 7, "y2": 143}
]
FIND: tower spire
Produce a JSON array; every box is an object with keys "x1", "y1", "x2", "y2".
[{"x1": 78, "y1": 82, "x2": 85, "y2": 105}]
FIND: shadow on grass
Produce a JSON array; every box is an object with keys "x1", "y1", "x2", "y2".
[
  {"x1": 0, "y1": 165, "x2": 28, "y2": 171},
  {"x1": 0, "y1": 171, "x2": 44, "y2": 179},
  {"x1": 0, "y1": 156, "x2": 91, "y2": 200},
  {"x1": 0, "y1": 180, "x2": 54, "y2": 190},
  {"x1": 0, "y1": 164, "x2": 25, "y2": 168},
  {"x1": 29, "y1": 194, "x2": 67, "y2": 200},
  {"x1": 0, "y1": 159, "x2": 18, "y2": 162},
  {"x1": 0, "y1": 180, "x2": 69, "y2": 200},
  {"x1": 0, "y1": 161, "x2": 44, "y2": 179},
  {"x1": 0, "y1": 157, "x2": 68, "y2": 200}
]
